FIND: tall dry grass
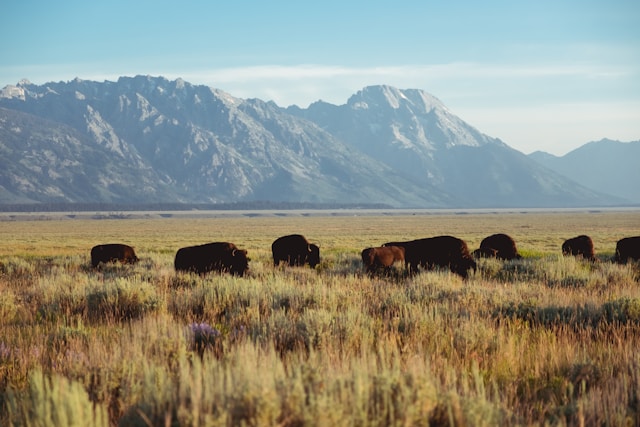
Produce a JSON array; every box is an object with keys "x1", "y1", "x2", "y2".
[{"x1": 0, "y1": 211, "x2": 639, "y2": 426}]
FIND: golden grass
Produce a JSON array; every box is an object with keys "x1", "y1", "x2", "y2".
[{"x1": 1, "y1": 210, "x2": 639, "y2": 426}]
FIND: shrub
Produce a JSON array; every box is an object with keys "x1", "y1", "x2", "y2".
[
  {"x1": 0, "y1": 292, "x2": 17, "y2": 324},
  {"x1": 5, "y1": 370, "x2": 108, "y2": 427},
  {"x1": 602, "y1": 298, "x2": 640, "y2": 324},
  {"x1": 86, "y1": 278, "x2": 162, "y2": 322}
]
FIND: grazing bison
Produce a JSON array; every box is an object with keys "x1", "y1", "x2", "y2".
[
  {"x1": 91, "y1": 243, "x2": 139, "y2": 268},
  {"x1": 174, "y1": 242, "x2": 249, "y2": 276},
  {"x1": 472, "y1": 247, "x2": 498, "y2": 259},
  {"x1": 361, "y1": 245, "x2": 405, "y2": 275},
  {"x1": 479, "y1": 233, "x2": 522, "y2": 260},
  {"x1": 384, "y1": 235, "x2": 476, "y2": 278},
  {"x1": 562, "y1": 235, "x2": 596, "y2": 261},
  {"x1": 272, "y1": 234, "x2": 320, "y2": 268},
  {"x1": 614, "y1": 236, "x2": 640, "y2": 264}
]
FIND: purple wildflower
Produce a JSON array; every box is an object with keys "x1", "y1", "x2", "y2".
[
  {"x1": 189, "y1": 322, "x2": 221, "y2": 338},
  {"x1": 189, "y1": 322, "x2": 222, "y2": 357},
  {"x1": 0, "y1": 342, "x2": 11, "y2": 359}
]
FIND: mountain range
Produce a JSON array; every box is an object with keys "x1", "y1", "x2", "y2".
[
  {"x1": 528, "y1": 139, "x2": 639, "y2": 204},
  {"x1": 0, "y1": 75, "x2": 635, "y2": 208}
]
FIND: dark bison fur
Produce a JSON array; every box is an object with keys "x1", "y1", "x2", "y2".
[
  {"x1": 562, "y1": 235, "x2": 596, "y2": 261},
  {"x1": 473, "y1": 247, "x2": 498, "y2": 259},
  {"x1": 91, "y1": 244, "x2": 139, "y2": 268},
  {"x1": 479, "y1": 233, "x2": 522, "y2": 260},
  {"x1": 384, "y1": 235, "x2": 476, "y2": 278},
  {"x1": 614, "y1": 236, "x2": 640, "y2": 264},
  {"x1": 272, "y1": 234, "x2": 320, "y2": 268},
  {"x1": 361, "y1": 246, "x2": 405, "y2": 275},
  {"x1": 174, "y1": 242, "x2": 249, "y2": 276}
]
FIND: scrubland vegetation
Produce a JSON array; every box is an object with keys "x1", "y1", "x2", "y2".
[{"x1": 0, "y1": 211, "x2": 639, "y2": 426}]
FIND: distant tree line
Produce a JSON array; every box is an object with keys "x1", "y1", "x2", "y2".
[{"x1": 0, "y1": 201, "x2": 394, "y2": 213}]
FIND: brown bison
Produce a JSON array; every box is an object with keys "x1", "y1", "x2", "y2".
[
  {"x1": 562, "y1": 235, "x2": 596, "y2": 261},
  {"x1": 384, "y1": 235, "x2": 476, "y2": 278},
  {"x1": 361, "y1": 245, "x2": 405, "y2": 275},
  {"x1": 174, "y1": 242, "x2": 249, "y2": 276},
  {"x1": 472, "y1": 247, "x2": 498, "y2": 259},
  {"x1": 614, "y1": 236, "x2": 640, "y2": 264},
  {"x1": 479, "y1": 233, "x2": 521, "y2": 260},
  {"x1": 91, "y1": 243, "x2": 139, "y2": 268},
  {"x1": 272, "y1": 234, "x2": 320, "y2": 268}
]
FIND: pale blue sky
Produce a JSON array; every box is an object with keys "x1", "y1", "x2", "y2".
[{"x1": 1, "y1": 0, "x2": 639, "y2": 155}]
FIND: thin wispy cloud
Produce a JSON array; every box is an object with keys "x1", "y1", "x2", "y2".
[
  {"x1": 184, "y1": 62, "x2": 630, "y2": 85},
  {"x1": 4, "y1": 62, "x2": 630, "y2": 99},
  {"x1": 167, "y1": 62, "x2": 635, "y2": 112}
]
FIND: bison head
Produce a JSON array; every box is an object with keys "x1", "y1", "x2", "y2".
[
  {"x1": 456, "y1": 257, "x2": 477, "y2": 279},
  {"x1": 308, "y1": 244, "x2": 320, "y2": 268},
  {"x1": 230, "y1": 249, "x2": 250, "y2": 276}
]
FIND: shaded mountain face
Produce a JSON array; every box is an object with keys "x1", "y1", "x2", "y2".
[
  {"x1": 529, "y1": 139, "x2": 640, "y2": 204},
  {"x1": 432, "y1": 143, "x2": 619, "y2": 207},
  {"x1": 0, "y1": 76, "x2": 623, "y2": 207}
]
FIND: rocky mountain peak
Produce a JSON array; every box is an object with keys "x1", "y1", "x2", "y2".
[{"x1": 348, "y1": 85, "x2": 445, "y2": 113}]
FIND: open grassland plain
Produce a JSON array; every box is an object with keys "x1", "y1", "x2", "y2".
[{"x1": 0, "y1": 210, "x2": 639, "y2": 426}]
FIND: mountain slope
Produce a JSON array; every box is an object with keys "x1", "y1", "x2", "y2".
[
  {"x1": 289, "y1": 85, "x2": 619, "y2": 207},
  {"x1": 288, "y1": 86, "x2": 501, "y2": 181},
  {"x1": 529, "y1": 139, "x2": 640, "y2": 204},
  {"x1": 0, "y1": 107, "x2": 182, "y2": 203}
]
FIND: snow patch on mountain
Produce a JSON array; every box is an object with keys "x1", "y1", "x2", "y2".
[
  {"x1": 0, "y1": 84, "x2": 26, "y2": 100},
  {"x1": 391, "y1": 124, "x2": 414, "y2": 148}
]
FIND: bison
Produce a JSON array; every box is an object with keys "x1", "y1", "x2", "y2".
[
  {"x1": 562, "y1": 235, "x2": 596, "y2": 261},
  {"x1": 384, "y1": 235, "x2": 476, "y2": 278},
  {"x1": 472, "y1": 247, "x2": 498, "y2": 259},
  {"x1": 174, "y1": 242, "x2": 249, "y2": 276},
  {"x1": 479, "y1": 233, "x2": 521, "y2": 260},
  {"x1": 91, "y1": 243, "x2": 139, "y2": 268},
  {"x1": 614, "y1": 236, "x2": 640, "y2": 264},
  {"x1": 361, "y1": 245, "x2": 405, "y2": 276},
  {"x1": 272, "y1": 234, "x2": 320, "y2": 268}
]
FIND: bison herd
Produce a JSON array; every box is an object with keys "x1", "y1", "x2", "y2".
[
  {"x1": 90, "y1": 234, "x2": 640, "y2": 279},
  {"x1": 374, "y1": 236, "x2": 477, "y2": 278}
]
